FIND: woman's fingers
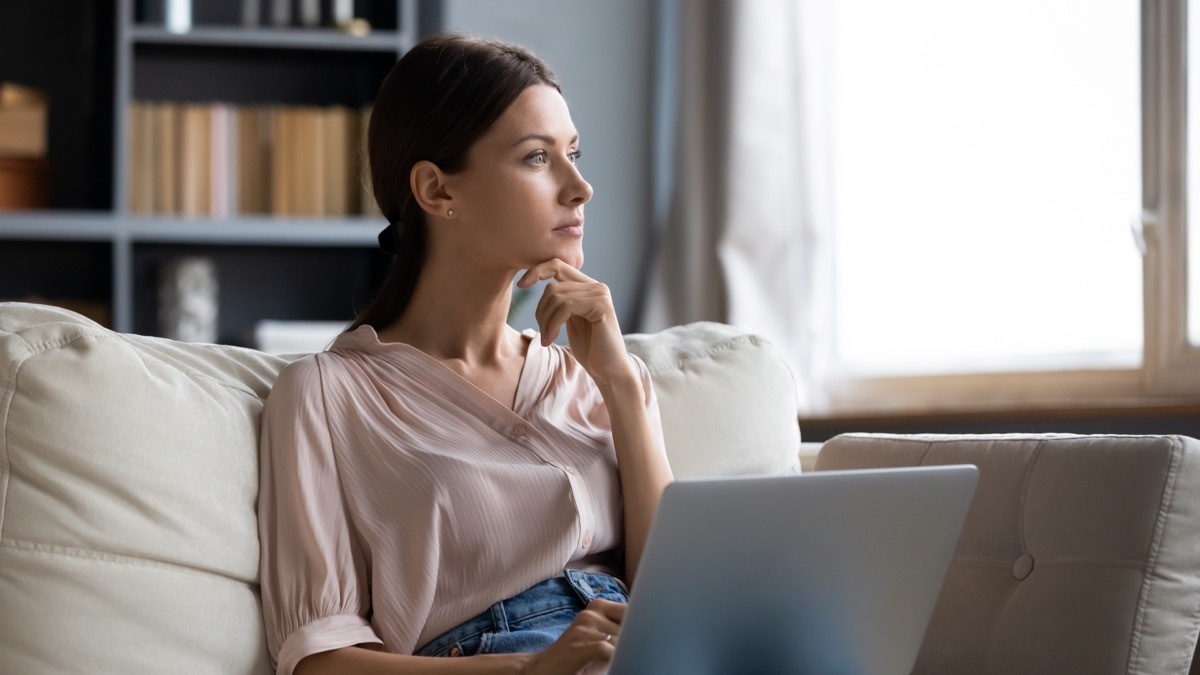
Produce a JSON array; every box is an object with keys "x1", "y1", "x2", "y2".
[
  {"x1": 517, "y1": 258, "x2": 594, "y2": 288},
  {"x1": 575, "y1": 598, "x2": 625, "y2": 640},
  {"x1": 533, "y1": 282, "x2": 613, "y2": 346},
  {"x1": 535, "y1": 285, "x2": 610, "y2": 343},
  {"x1": 565, "y1": 600, "x2": 624, "y2": 655},
  {"x1": 588, "y1": 598, "x2": 627, "y2": 622},
  {"x1": 523, "y1": 599, "x2": 626, "y2": 675},
  {"x1": 517, "y1": 258, "x2": 631, "y2": 385}
]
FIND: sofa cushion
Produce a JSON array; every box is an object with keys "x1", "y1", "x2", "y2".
[
  {"x1": 623, "y1": 321, "x2": 801, "y2": 478},
  {"x1": 0, "y1": 302, "x2": 289, "y2": 675},
  {"x1": 815, "y1": 432, "x2": 1200, "y2": 675}
]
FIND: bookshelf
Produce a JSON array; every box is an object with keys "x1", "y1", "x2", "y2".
[{"x1": 0, "y1": 0, "x2": 422, "y2": 344}]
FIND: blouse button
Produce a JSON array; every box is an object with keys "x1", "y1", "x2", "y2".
[
  {"x1": 582, "y1": 532, "x2": 593, "y2": 548},
  {"x1": 512, "y1": 424, "x2": 528, "y2": 437},
  {"x1": 565, "y1": 466, "x2": 578, "y2": 476}
]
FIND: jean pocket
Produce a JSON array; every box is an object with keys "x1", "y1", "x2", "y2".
[{"x1": 568, "y1": 570, "x2": 629, "y2": 604}]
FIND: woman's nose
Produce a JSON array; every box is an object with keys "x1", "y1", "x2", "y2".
[{"x1": 563, "y1": 163, "x2": 593, "y2": 205}]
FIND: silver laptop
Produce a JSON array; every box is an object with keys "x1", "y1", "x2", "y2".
[{"x1": 608, "y1": 465, "x2": 978, "y2": 675}]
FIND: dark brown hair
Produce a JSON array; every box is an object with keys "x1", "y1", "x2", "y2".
[{"x1": 349, "y1": 34, "x2": 560, "y2": 332}]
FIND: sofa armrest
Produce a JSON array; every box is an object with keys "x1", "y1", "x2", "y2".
[
  {"x1": 798, "y1": 442, "x2": 823, "y2": 473},
  {"x1": 815, "y1": 432, "x2": 1200, "y2": 675}
]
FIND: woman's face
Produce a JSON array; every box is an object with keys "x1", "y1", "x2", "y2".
[{"x1": 444, "y1": 84, "x2": 594, "y2": 272}]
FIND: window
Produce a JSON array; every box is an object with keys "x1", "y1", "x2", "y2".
[
  {"x1": 1190, "y1": 0, "x2": 1200, "y2": 346},
  {"x1": 820, "y1": 0, "x2": 1200, "y2": 411}
]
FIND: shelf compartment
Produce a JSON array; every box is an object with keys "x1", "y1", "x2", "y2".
[
  {"x1": 0, "y1": 239, "x2": 114, "y2": 327},
  {"x1": 131, "y1": 243, "x2": 389, "y2": 345},
  {"x1": 132, "y1": 44, "x2": 394, "y2": 106}
]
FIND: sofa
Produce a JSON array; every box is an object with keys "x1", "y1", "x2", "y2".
[{"x1": 1, "y1": 300, "x2": 1198, "y2": 674}]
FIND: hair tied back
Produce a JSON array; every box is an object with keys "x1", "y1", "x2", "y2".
[{"x1": 379, "y1": 220, "x2": 404, "y2": 255}]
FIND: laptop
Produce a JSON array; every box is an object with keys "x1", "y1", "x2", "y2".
[{"x1": 607, "y1": 465, "x2": 978, "y2": 675}]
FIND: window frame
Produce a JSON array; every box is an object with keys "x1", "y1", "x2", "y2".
[
  {"x1": 1144, "y1": 0, "x2": 1200, "y2": 394},
  {"x1": 818, "y1": 0, "x2": 1200, "y2": 416}
]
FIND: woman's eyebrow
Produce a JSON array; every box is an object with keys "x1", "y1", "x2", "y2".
[{"x1": 510, "y1": 133, "x2": 580, "y2": 147}]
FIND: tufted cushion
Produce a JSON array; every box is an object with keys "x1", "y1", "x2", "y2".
[
  {"x1": 815, "y1": 433, "x2": 1200, "y2": 675},
  {"x1": 0, "y1": 302, "x2": 798, "y2": 673},
  {"x1": 623, "y1": 321, "x2": 801, "y2": 478}
]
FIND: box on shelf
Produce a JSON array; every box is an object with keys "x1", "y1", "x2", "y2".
[
  {"x1": 0, "y1": 82, "x2": 48, "y2": 157},
  {"x1": 0, "y1": 83, "x2": 50, "y2": 210},
  {"x1": 0, "y1": 157, "x2": 50, "y2": 210},
  {"x1": 253, "y1": 319, "x2": 348, "y2": 354}
]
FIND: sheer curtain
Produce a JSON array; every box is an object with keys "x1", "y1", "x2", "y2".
[{"x1": 639, "y1": 0, "x2": 831, "y2": 411}]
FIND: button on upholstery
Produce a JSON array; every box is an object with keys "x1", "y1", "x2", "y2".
[{"x1": 1013, "y1": 553, "x2": 1035, "y2": 580}]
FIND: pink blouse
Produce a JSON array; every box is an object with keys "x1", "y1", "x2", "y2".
[{"x1": 257, "y1": 325, "x2": 661, "y2": 675}]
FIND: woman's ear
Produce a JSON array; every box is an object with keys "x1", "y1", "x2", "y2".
[{"x1": 410, "y1": 160, "x2": 453, "y2": 218}]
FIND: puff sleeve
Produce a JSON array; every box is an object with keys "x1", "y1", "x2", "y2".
[{"x1": 258, "y1": 356, "x2": 382, "y2": 675}]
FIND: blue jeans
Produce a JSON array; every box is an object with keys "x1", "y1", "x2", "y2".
[{"x1": 414, "y1": 570, "x2": 629, "y2": 657}]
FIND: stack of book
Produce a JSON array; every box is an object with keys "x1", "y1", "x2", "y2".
[{"x1": 127, "y1": 102, "x2": 377, "y2": 218}]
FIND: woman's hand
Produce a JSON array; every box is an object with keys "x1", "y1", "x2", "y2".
[
  {"x1": 520, "y1": 599, "x2": 625, "y2": 675},
  {"x1": 517, "y1": 259, "x2": 635, "y2": 389}
]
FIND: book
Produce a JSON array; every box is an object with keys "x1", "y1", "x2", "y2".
[
  {"x1": 208, "y1": 104, "x2": 226, "y2": 218},
  {"x1": 321, "y1": 106, "x2": 350, "y2": 216},
  {"x1": 270, "y1": 106, "x2": 293, "y2": 216},
  {"x1": 298, "y1": 0, "x2": 320, "y2": 27},
  {"x1": 128, "y1": 102, "x2": 155, "y2": 214},
  {"x1": 270, "y1": 0, "x2": 290, "y2": 27},
  {"x1": 153, "y1": 103, "x2": 179, "y2": 214},
  {"x1": 178, "y1": 104, "x2": 212, "y2": 217},
  {"x1": 297, "y1": 106, "x2": 322, "y2": 216},
  {"x1": 236, "y1": 106, "x2": 269, "y2": 214},
  {"x1": 241, "y1": 0, "x2": 260, "y2": 27}
]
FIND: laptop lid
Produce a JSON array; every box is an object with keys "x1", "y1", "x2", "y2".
[{"x1": 608, "y1": 465, "x2": 978, "y2": 675}]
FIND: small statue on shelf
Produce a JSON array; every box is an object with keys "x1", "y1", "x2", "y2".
[{"x1": 158, "y1": 257, "x2": 219, "y2": 343}]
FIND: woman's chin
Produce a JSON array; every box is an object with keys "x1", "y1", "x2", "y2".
[
  {"x1": 561, "y1": 240, "x2": 585, "y2": 269},
  {"x1": 542, "y1": 245, "x2": 584, "y2": 270},
  {"x1": 522, "y1": 244, "x2": 583, "y2": 271}
]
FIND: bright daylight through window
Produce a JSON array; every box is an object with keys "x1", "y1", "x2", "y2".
[{"x1": 830, "y1": 0, "x2": 1142, "y2": 377}]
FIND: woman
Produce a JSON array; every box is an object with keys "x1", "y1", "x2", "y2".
[{"x1": 257, "y1": 34, "x2": 673, "y2": 675}]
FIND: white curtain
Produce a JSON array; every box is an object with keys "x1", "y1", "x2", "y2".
[{"x1": 639, "y1": 0, "x2": 833, "y2": 412}]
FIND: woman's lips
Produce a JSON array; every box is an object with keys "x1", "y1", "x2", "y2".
[{"x1": 554, "y1": 220, "x2": 584, "y2": 236}]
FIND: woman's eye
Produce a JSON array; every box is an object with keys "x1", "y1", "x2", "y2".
[
  {"x1": 568, "y1": 150, "x2": 582, "y2": 164},
  {"x1": 526, "y1": 151, "x2": 547, "y2": 165}
]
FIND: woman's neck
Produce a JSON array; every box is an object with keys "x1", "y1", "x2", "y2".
[{"x1": 377, "y1": 260, "x2": 524, "y2": 366}]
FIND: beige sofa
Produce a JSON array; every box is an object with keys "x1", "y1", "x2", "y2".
[{"x1": 1, "y1": 301, "x2": 1198, "y2": 674}]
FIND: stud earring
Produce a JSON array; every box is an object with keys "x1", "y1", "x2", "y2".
[{"x1": 447, "y1": 209, "x2": 455, "y2": 217}]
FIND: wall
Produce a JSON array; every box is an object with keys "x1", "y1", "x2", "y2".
[{"x1": 441, "y1": 0, "x2": 655, "y2": 332}]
